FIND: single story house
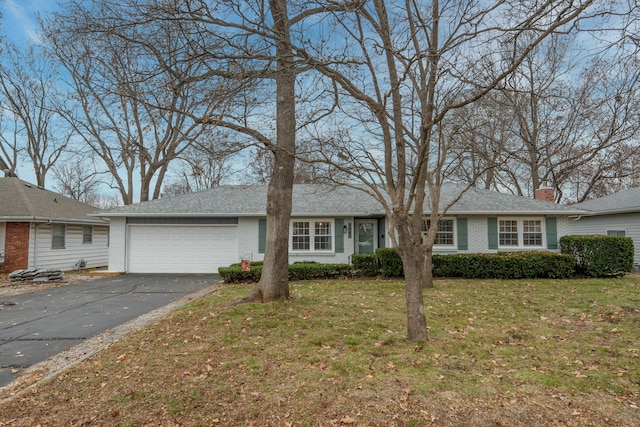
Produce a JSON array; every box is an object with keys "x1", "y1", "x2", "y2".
[
  {"x1": 568, "y1": 187, "x2": 640, "y2": 269},
  {"x1": 0, "y1": 177, "x2": 109, "y2": 273},
  {"x1": 94, "y1": 184, "x2": 585, "y2": 274}
]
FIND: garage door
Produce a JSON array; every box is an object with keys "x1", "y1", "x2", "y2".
[{"x1": 127, "y1": 225, "x2": 239, "y2": 273}]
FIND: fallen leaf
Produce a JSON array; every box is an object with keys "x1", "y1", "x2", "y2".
[{"x1": 340, "y1": 415, "x2": 355, "y2": 424}]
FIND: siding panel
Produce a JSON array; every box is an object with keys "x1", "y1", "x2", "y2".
[
  {"x1": 568, "y1": 213, "x2": 640, "y2": 267},
  {"x1": 31, "y1": 223, "x2": 109, "y2": 271}
]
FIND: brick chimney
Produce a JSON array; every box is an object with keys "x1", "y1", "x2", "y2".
[{"x1": 534, "y1": 188, "x2": 555, "y2": 203}]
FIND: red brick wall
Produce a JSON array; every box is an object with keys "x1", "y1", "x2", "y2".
[
  {"x1": 1, "y1": 222, "x2": 30, "y2": 273},
  {"x1": 534, "y1": 188, "x2": 555, "y2": 203}
]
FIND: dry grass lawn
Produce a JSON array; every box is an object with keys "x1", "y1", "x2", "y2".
[{"x1": 1, "y1": 276, "x2": 639, "y2": 426}]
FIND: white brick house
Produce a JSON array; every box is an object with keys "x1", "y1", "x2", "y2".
[{"x1": 94, "y1": 184, "x2": 585, "y2": 274}]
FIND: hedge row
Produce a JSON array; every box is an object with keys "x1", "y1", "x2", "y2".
[
  {"x1": 432, "y1": 252, "x2": 575, "y2": 279},
  {"x1": 352, "y1": 253, "x2": 380, "y2": 276},
  {"x1": 225, "y1": 251, "x2": 574, "y2": 282},
  {"x1": 559, "y1": 235, "x2": 634, "y2": 277},
  {"x1": 220, "y1": 235, "x2": 633, "y2": 282},
  {"x1": 218, "y1": 261, "x2": 353, "y2": 283},
  {"x1": 369, "y1": 248, "x2": 575, "y2": 279}
]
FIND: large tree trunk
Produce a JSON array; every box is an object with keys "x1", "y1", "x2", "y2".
[
  {"x1": 257, "y1": 162, "x2": 294, "y2": 300},
  {"x1": 394, "y1": 217, "x2": 429, "y2": 341},
  {"x1": 254, "y1": 0, "x2": 296, "y2": 301},
  {"x1": 403, "y1": 257, "x2": 428, "y2": 341},
  {"x1": 422, "y1": 246, "x2": 434, "y2": 289}
]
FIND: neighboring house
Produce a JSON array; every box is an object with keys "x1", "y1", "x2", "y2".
[
  {"x1": 568, "y1": 187, "x2": 640, "y2": 269},
  {"x1": 94, "y1": 184, "x2": 585, "y2": 274},
  {"x1": 0, "y1": 177, "x2": 109, "y2": 273}
]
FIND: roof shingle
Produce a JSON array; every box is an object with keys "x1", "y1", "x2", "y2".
[
  {"x1": 95, "y1": 184, "x2": 585, "y2": 217},
  {"x1": 573, "y1": 187, "x2": 640, "y2": 215},
  {"x1": 0, "y1": 177, "x2": 106, "y2": 223}
]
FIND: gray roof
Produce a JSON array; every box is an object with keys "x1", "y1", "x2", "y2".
[
  {"x1": 95, "y1": 184, "x2": 585, "y2": 217},
  {"x1": 0, "y1": 177, "x2": 107, "y2": 224},
  {"x1": 574, "y1": 187, "x2": 640, "y2": 215}
]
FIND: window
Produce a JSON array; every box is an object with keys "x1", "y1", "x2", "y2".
[
  {"x1": 522, "y1": 220, "x2": 542, "y2": 246},
  {"x1": 498, "y1": 218, "x2": 544, "y2": 248},
  {"x1": 421, "y1": 218, "x2": 455, "y2": 246},
  {"x1": 499, "y1": 220, "x2": 519, "y2": 246},
  {"x1": 83, "y1": 225, "x2": 93, "y2": 244},
  {"x1": 291, "y1": 220, "x2": 333, "y2": 252},
  {"x1": 314, "y1": 221, "x2": 332, "y2": 250},
  {"x1": 52, "y1": 224, "x2": 66, "y2": 249},
  {"x1": 292, "y1": 222, "x2": 310, "y2": 250},
  {"x1": 607, "y1": 230, "x2": 626, "y2": 237}
]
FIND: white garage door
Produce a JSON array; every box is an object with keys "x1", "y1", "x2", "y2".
[{"x1": 127, "y1": 225, "x2": 239, "y2": 273}]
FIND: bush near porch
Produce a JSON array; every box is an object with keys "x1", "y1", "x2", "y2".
[{"x1": 560, "y1": 235, "x2": 634, "y2": 277}]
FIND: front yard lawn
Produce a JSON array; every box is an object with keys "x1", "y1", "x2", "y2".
[{"x1": 1, "y1": 276, "x2": 639, "y2": 426}]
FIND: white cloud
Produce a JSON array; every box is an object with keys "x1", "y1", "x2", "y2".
[{"x1": 0, "y1": 0, "x2": 57, "y2": 45}]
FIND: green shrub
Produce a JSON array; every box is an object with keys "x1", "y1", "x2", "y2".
[
  {"x1": 560, "y1": 235, "x2": 634, "y2": 277},
  {"x1": 219, "y1": 248, "x2": 579, "y2": 282},
  {"x1": 375, "y1": 248, "x2": 574, "y2": 279},
  {"x1": 376, "y1": 248, "x2": 404, "y2": 277},
  {"x1": 352, "y1": 254, "x2": 380, "y2": 276},
  {"x1": 433, "y1": 252, "x2": 575, "y2": 279},
  {"x1": 218, "y1": 264, "x2": 263, "y2": 283},
  {"x1": 218, "y1": 262, "x2": 353, "y2": 283},
  {"x1": 289, "y1": 262, "x2": 353, "y2": 280}
]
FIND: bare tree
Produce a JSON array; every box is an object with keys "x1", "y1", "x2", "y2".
[
  {"x1": 43, "y1": 2, "x2": 238, "y2": 204},
  {"x1": 65, "y1": 0, "x2": 351, "y2": 301},
  {"x1": 467, "y1": 35, "x2": 640, "y2": 202},
  {"x1": 248, "y1": 138, "x2": 346, "y2": 184},
  {"x1": 297, "y1": 0, "x2": 613, "y2": 341},
  {"x1": 162, "y1": 133, "x2": 240, "y2": 196},
  {"x1": 446, "y1": 97, "x2": 520, "y2": 192},
  {"x1": 51, "y1": 157, "x2": 103, "y2": 206},
  {"x1": 0, "y1": 110, "x2": 21, "y2": 177},
  {"x1": 0, "y1": 44, "x2": 70, "y2": 186}
]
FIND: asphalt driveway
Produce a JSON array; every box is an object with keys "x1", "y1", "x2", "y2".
[{"x1": 0, "y1": 274, "x2": 219, "y2": 389}]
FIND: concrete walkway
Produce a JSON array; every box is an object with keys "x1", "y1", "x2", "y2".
[{"x1": 0, "y1": 274, "x2": 219, "y2": 388}]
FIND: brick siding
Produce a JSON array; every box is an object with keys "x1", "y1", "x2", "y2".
[{"x1": 1, "y1": 222, "x2": 30, "y2": 273}]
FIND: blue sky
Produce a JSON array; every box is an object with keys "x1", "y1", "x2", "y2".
[
  {"x1": 0, "y1": 0, "x2": 59, "y2": 46},
  {"x1": 0, "y1": 1, "x2": 63, "y2": 185}
]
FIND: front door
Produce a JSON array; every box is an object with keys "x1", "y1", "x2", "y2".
[{"x1": 355, "y1": 219, "x2": 377, "y2": 254}]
